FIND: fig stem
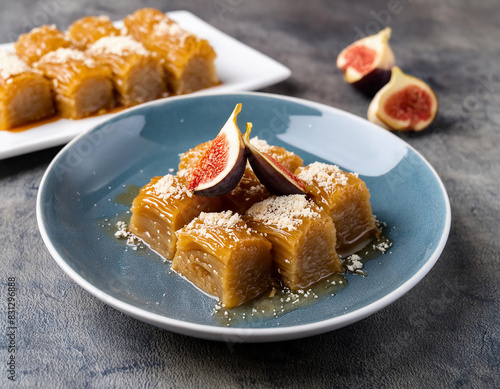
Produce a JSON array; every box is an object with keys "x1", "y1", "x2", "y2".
[
  {"x1": 378, "y1": 27, "x2": 392, "y2": 41},
  {"x1": 244, "y1": 122, "x2": 253, "y2": 143},
  {"x1": 231, "y1": 103, "x2": 243, "y2": 127}
]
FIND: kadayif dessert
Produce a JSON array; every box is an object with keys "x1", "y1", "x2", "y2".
[{"x1": 128, "y1": 104, "x2": 381, "y2": 308}]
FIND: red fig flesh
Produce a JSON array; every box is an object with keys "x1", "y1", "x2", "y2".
[
  {"x1": 243, "y1": 123, "x2": 306, "y2": 196},
  {"x1": 337, "y1": 27, "x2": 395, "y2": 95},
  {"x1": 368, "y1": 67, "x2": 438, "y2": 131},
  {"x1": 189, "y1": 104, "x2": 246, "y2": 197}
]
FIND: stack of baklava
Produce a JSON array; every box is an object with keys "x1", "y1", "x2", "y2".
[
  {"x1": 0, "y1": 9, "x2": 218, "y2": 131},
  {"x1": 129, "y1": 137, "x2": 380, "y2": 308}
]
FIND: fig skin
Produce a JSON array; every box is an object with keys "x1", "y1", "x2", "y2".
[
  {"x1": 337, "y1": 27, "x2": 395, "y2": 96},
  {"x1": 367, "y1": 67, "x2": 439, "y2": 131},
  {"x1": 351, "y1": 67, "x2": 392, "y2": 97},
  {"x1": 189, "y1": 104, "x2": 247, "y2": 197},
  {"x1": 243, "y1": 123, "x2": 306, "y2": 196}
]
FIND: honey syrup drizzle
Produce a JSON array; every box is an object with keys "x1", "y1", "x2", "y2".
[{"x1": 6, "y1": 105, "x2": 127, "y2": 133}]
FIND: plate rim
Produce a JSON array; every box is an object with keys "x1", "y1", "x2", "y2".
[
  {"x1": 36, "y1": 91, "x2": 451, "y2": 342},
  {"x1": 0, "y1": 10, "x2": 291, "y2": 160}
]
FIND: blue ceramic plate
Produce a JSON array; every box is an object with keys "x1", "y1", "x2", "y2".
[{"x1": 37, "y1": 92, "x2": 450, "y2": 342}]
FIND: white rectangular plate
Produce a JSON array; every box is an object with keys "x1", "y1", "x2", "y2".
[{"x1": 0, "y1": 10, "x2": 291, "y2": 160}]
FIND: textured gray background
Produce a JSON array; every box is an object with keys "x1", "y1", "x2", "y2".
[{"x1": 1, "y1": 0, "x2": 499, "y2": 388}]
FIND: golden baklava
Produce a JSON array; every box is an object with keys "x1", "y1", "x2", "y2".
[
  {"x1": 67, "y1": 16, "x2": 121, "y2": 49},
  {"x1": 7, "y1": 9, "x2": 221, "y2": 129},
  {"x1": 15, "y1": 24, "x2": 71, "y2": 64},
  {"x1": 172, "y1": 211, "x2": 272, "y2": 308},
  {"x1": 245, "y1": 195, "x2": 342, "y2": 290},
  {"x1": 0, "y1": 50, "x2": 54, "y2": 130},
  {"x1": 124, "y1": 8, "x2": 218, "y2": 94},
  {"x1": 129, "y1": 174, "x2": 221, "y2": 260},
  {"x1": 295, "y1": 162, "x2": 379, "y2": 253},
  {"x1": 87, "y1": 36, "x2": 166, "y2": 106},
  {"x1": 35, "y1": 48, "x2": 114, "y2": 119},
  {"x1": 125, "y1": 116, "x2": 385, "y2": 308}
]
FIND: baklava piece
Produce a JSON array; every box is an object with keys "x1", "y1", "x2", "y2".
[
  {"x1": 295, "y1": 162, "x2": 379, "y2": 253},
  {"x1": 172, "y1": 211, "x2": 272, "y2": 308},
  {"x1": 245, "y1": 195, "x2": 342, "y2": 290},
  {"x1": 0, "y1": 50, "x2": 54, "y2": 131},
  {"x1": 67, "y1": 16, "x2": 121, "y2": 49},
  {"x1": 15, "y1": 25, "x2": 71, "y2": 64},
  {"x1": 129, "y1": 174, "x2": 220, "y2": 261},
  {"x1": 35, "y1": 48, "x2": 114, "y2": 119},
  {"x1": 124, "y1": 8, "x2": 218, "y2": 94},
  {"x1": 87, "y1": 36, "x2": 166, "y2": 106}
]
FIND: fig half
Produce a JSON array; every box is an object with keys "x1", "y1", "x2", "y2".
[
  {"x1": 337, "y1": 27, "x2": 395, "y2": 95},
  {"x1": 243, "y1": 123, "x2": 306, "y2": 196},
  {"x1": 367, "y1": 67, "x2": 438, "y2": 131},
  {"x1": 189, "y1": 104, "x2": 246, "y2": 197}
]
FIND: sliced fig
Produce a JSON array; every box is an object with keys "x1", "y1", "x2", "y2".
[
  {"x1": 337, "y1": 27, "x2": 395, "y2": 95},
  {"x1": 189, "y1": 104, "x2": 246, "y2": 197},
  {"x1": 243, "y1": 123, "x2": 306, "y2": 196},
  {"x1": 367, "y1": 67, "x2": 438, "y2": 131}
]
